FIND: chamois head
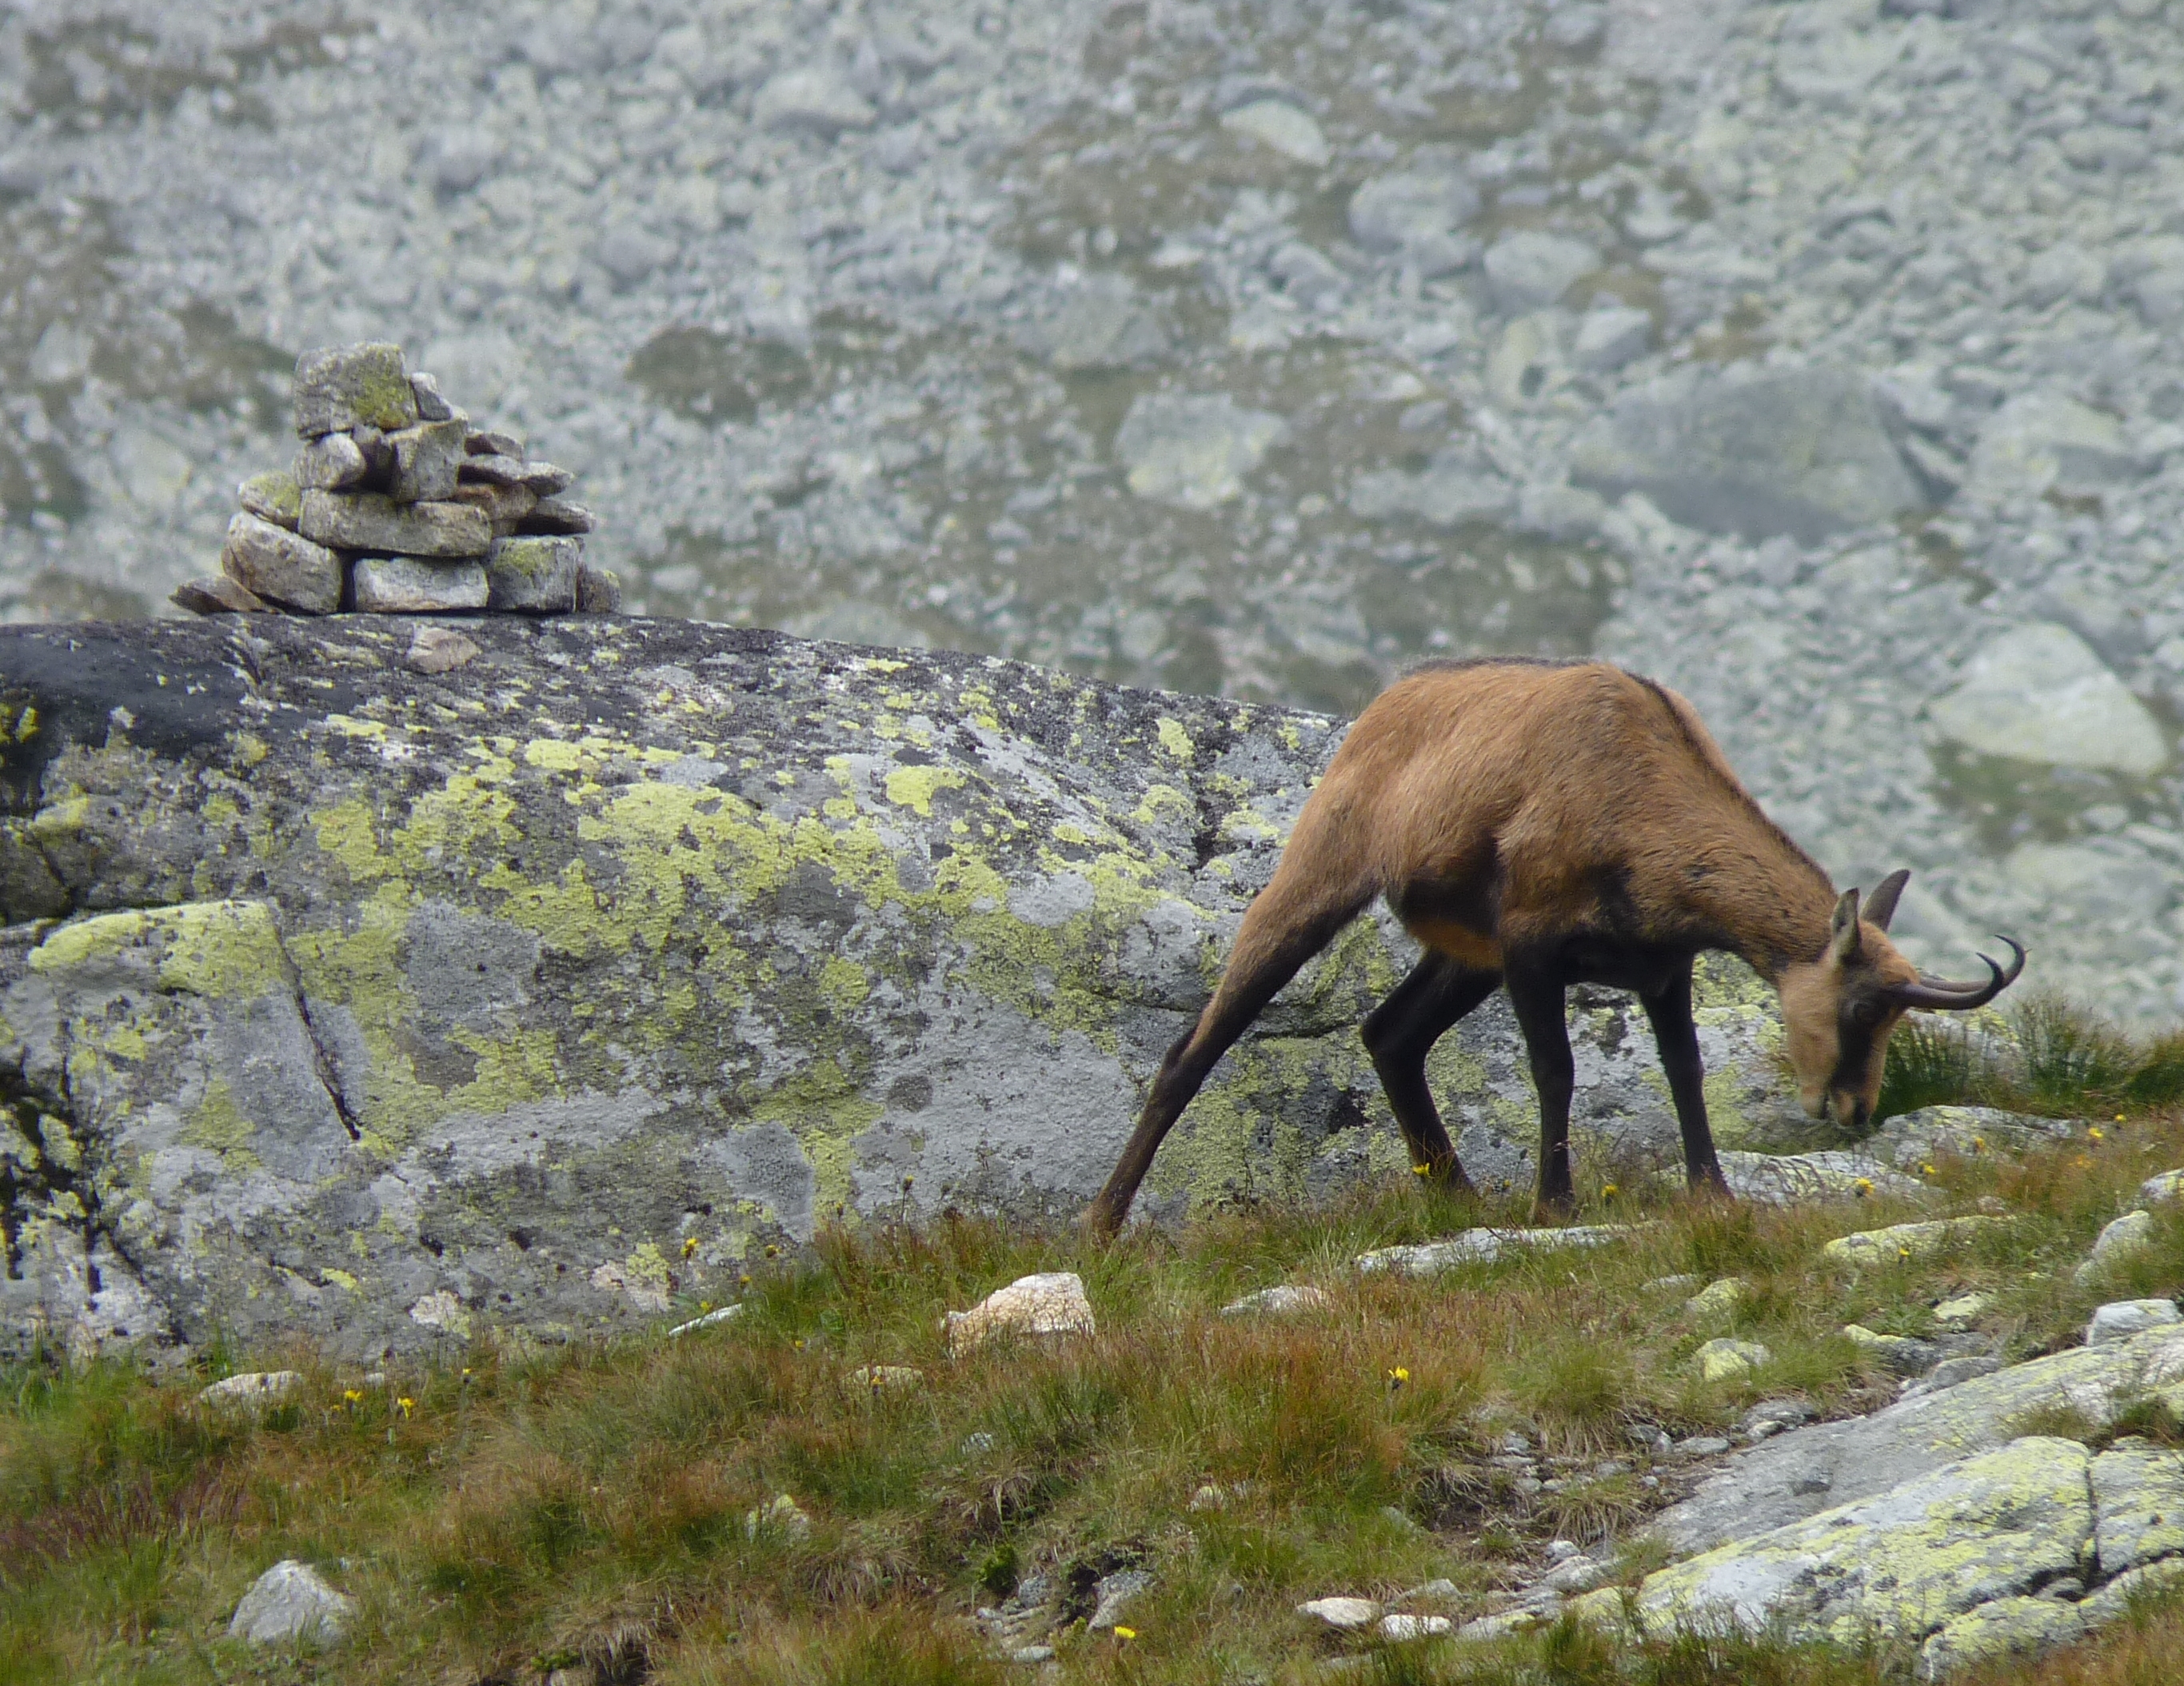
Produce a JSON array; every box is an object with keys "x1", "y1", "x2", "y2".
[{"x1": 1775, "y1": 870, "x2": 2025, "y2": 1133}]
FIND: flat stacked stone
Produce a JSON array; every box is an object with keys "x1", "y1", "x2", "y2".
[{"x1": 172, "y1": 341, "x2": 620, "y2": 621}]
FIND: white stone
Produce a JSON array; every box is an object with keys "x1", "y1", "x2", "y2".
[
  {"x1": 2142, "y1": 1169, "x2": 2184, "y2": 1205},
  {"x1": 1822, "y1": 1217, "x2": 2010, "y2": 1268},
  {"x1": 1113, "y1": 393, "x2": 1285, "y2": 509},
  {"x1": 1483, "y1": 230, "x2": 1599, "y2": 313},
  {"x1": 754, "y1": 66, "x2": 876, "y2": 135},
  {"x1": 1296, "y1": 1596, "x2": 1380, "y2": 1629},
  {"x1": 944, "y1": 1271, "x2": 1095, "y2": 1353},
  {"x1": 1348, "y1": 167, "x2": 1479, "y2": 275},
  {"x1": 742, "y1": 1493, "x2": 812, "y2": 1540},
  {"x1": 1220, "y1": 98, "x2": 1328, "y2": 165},
  {"x1": 2091, "y1": 1439, "x2": 2184, "y2": 1576},
  {"x1": 2086, "y1": 1300, "x2": 2181, "y2": 1347},
  {"x1": 1220, "y1": 1284, "x2": 1332, "y2": 1317},
  {"x1": 1356, "y1": 1224, "x2": 1643, "y2": 1275},
  {"x1": 228, "y1": 1560, "x2": 354, "y2": 1645},
  {"x1": 1350, "y1": 455, "x2": 1514, "y2": 526},
  {"x1": 353, "y1": 557, "x2": 490, "y2": 614},
  {"x1": 198, "y1": 1370, "x2": 301, "y2": 1408},
  {"x1": 1687, "y1": 1278, "x2": 1747, "y2": 1320},
  {"x1": 1930, "y1": 623, "x2": 2166, "y2": 777},
  {"x1": 1378, "y1": 1612, "x2": 1455, "y2": 1640},
  {"x1": 846, "y1": 1364, "x2": 924, "y2": 1392},
  {"x1": 666, "y1": 1303, "x2": 745, "y2": 1338}
]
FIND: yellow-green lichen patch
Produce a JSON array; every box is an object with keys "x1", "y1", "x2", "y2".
[
  {"x1": 883, "y1": 764, "x2": 967, "y2": 817},
  {"x1": 1156, "y1": 716, "x2": 1195, "y2": 763},
  {"x1": 30, "y1": 899, "x2": 293, "y2": 1002},
  {"x1": 178, "y1": 1075, "x2": 262, "y2": 1170}
]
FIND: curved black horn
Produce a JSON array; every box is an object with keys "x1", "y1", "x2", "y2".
[
  {"x1": 1892, "y1": 937, "x2": 2026, "y2": 1011},
  {"x1": 1864, "y1": 869, "x2": 1911, "y2": 932}
]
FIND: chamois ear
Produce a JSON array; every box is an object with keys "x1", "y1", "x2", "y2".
[
  {"x1": 1830, "y1": 888, "x2": 1863, "y2": 961},
  {"x1": 1865, "y1": 869, "x2": 1911, "y2": 933}
]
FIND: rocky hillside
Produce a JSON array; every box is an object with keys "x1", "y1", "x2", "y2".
[{"x1": 2, "y1": 0, "x2": 2183, "y2": 1017}]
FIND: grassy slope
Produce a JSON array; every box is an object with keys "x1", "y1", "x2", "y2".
[{"x1": 5, "y1": 1010, "x2": 2184, "y2": 1686}]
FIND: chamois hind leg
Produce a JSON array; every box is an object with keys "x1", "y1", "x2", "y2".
[
  {"x1": 1505, "y1": 961, "x2": 1578, "y2": 1218},
  {"x1": 1082, "y1": 863, "x2": 1375, "y2": 1237},
  {"x1": 1639, "y1": 960, "x2": 1731, "y2": 1198},
  {"x1": 1361, "y1": 953, "x2": 1500, "y2": 1194}
]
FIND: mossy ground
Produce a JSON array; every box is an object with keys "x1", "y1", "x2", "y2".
[{"x1": 4, "y1": 1013, "x2": 2183, "y2": 1686}]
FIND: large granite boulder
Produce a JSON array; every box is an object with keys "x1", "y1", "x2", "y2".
[{"x1": 0, "y1": 621, "x2": 1801, "y2": 1361}]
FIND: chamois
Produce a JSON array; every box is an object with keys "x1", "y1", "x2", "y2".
[{"x1": 1083, "y1": 659, "x2": 2023, "y2": 1234}]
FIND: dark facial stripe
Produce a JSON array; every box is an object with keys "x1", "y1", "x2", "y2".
[{"x1": 1831, "y1": 1018, "x2": 1878, "y2": 1096}]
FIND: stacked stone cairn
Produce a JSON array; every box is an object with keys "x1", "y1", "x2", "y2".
[{"x1": 173, "y1": 342, "x2": 619, "y2": 619}]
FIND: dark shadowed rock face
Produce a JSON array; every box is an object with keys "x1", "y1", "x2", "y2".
[{"x1": 0, "y1": 620, "x2": 1795, "y2": 1362}]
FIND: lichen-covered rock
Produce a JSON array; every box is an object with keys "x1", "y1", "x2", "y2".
[
  {"x1": 221, "y1": 513, "x2": 341, "y2": 615},
  {"x1": 1696, "y1": 1337, "x2": 1772, "y2": 1383},
  {"x1": 2077, "y1": 1209, "x2": 2160, "y2": 1286},
  {"x1": 297, "y1": 490, "x2": 490, "y2": 558},
  {"x1": 1581, "y1": 1437, "x2": 2093, "y2": 1647},
  {"x1": 1821, "y1": 1217, "x2": 2010, "y2": 1269},
  {"x1": 293, "y1": 342, "x2": 417, "y2": 438},
  {"x1": 1714, "y1": 1149, "x2": 1928, "y2": 1205},
  {"x1": 387, "y1": 418, "x2": 469, "y2": 505},
  {"x1": 1915, "y1": 1594, "x2": 2085, "y2": 1682},
  {"x1": 2086, "y1": 1300, "x2": 2181, "y2": 1347},
  {"x1": 0, "y1": 621, "x2": 1802, "y2": 1360},
  {"x1": 238, "y1": 470, "x2": 302, "y2": 531},
  {"x1": 485, "y1": 536, "x2": 581, "y2": 613},
  {"x1": 2092, "y1": 1439, "x2": 2184, "y2": 1577},
  {"x1": 350, "y1": 557, "x2": 489, "y2": 614},
  {"x1": 172, "y1": 574, "x2": 270, "y2": 617},
  {"x1": 1356, "y1": 1224, "x2": 1644, "y2": 1276},
  {"x1": 1653, "y1": 1325, "x2": 2184, "y2": 1554}
]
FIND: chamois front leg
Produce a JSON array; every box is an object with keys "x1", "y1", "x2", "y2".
[
  {"x1": 1505, "y1": 963, "x2": 1577, "y2": 1217},
  {"x1": 1361, "y1": 953, "x2": 1499, "y2": 1194},
  {"x1": 1639, "y1": 961, "x2": 1731, "y2": 1198}
]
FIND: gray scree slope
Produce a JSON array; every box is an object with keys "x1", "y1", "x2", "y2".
[
  {"x1": 5, "y1": 0, "x2": 2184, "y2": 1020},
  {"x1": 0, "y1": 618, "x2": 1800, "y2": 1361}
]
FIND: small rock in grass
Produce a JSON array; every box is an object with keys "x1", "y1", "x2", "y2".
[
  {"x1": 352, "y1": 557, "x2": 489, "y2": 614},
  {"x1": 665, "y1": 1304, "x2": 745, "y2": 1338},
  {"x1": 293, "y1": 341, "x2": 417, "y2": 437},
  {"x1": 1221, "y1": 1284, "x2": 1332, "y2": 1316},
  {"x1": 1695, "y1": 1337, "x2": 1771, "y2": 1384},
  {"x1": 1088, "y1": 1568, "x2": 1153, "y2": 1630},
  {"x1": 409, "y1": 371, "x2": 455, "y2": 422},
  {"x1": 1911, "y1": 1354, "x2": 2005, "y2": 1394},
  {"x1": 1843, "y1": 1324, "x2": 1942, "y2": 1376},
  {"x1": 238, "y1": 469, "x2": 301, "y2": 529},
  {"x1": 846, "y1": 1364, "x2": 924, "y2": 1393},
  {"x1": 2142, "y1": 1169, "x2": 2183, "y2": 1205},
  {"x1": 1934, "y1": 1293, "x2": 1990, "y2": 1330},
  {"x1": 1398, "y1": 1577, "x2": 1460, "y2": 1604},
  {"x1": 1686, "y1": 1277, "x2": 1746, "y2": 1320},
  {"x1": 295, "y1": 430, "x2": 370, "y2": 491},
  {"x1": 518, "y1": 496, "x2": 597, "y2": 536},
  {"x1": 299, "y1": 490, "x2": 491, "y2": 557},
  {"x1": 1545, "y1": 1540, "x2": 1582, "y2": 1562},
  {"x1": 387, "y1": 418, "x2": 469, "y2": 503},
  {"x1": 222, "y1": 512, "x2": 341, "y2": 613},
  {"x1": 1821, "y1": 1217, "x2": 2008, "y2": 1268},
  {"x1": 944, "y1": 1272, "x2": 1096, "y2": 1354},
  {"x1": 405, "y1": 625, "x2": 482, "y2": 675},
  {"x1": 198, "y1": 1370, "x2": 301, "y2": 1408},
  {"x1": 1677, "y1": 1435, "x2": 1734, "y2": 1456},
  {"x1": 741, "y1": 1492, "x2": 811, "y2": 1540},
  {"x1": 2074, "y1": 1210, "x2": 2158, "y2": 1287},
  {"x1": 1379, "y1": 1613, "x2": 1454, "y2": 1640},
  {"x1": 1296, "y1": 1596, "x2": 1380, "y2": 1630},
  {"x1": 1543, "y1": 1555, "x2": 1605, "y2": 1593},
  {"x1": 486, "y1": 535, "x2": 582, "y2": 613},
  {"x1": 229, "y1": 1560, "x2": 354, "y2": 1644},
  {"x1": 2086, "y1": 1300, "x2": 2182, "y2": 1347},
  {"x1": 576, "y1": 561, "x2": 624, "y2": 614},
  {"x1": 1739, "y1": 1398, "x2": 1816, "y2": 1435},
  {"x1": 1188, "y1": 1483, "x2": 1226, "y2": 1511},
  {"x1": 172, "y1": 573, "x2": 269, "y2": 615},
  {"x1": 1011, "y1": 1646, "x2": 1055, "y2": 1664}
]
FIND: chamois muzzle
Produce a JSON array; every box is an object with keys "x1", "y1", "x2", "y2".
[{"x1": 1890, "y1": 936, "x2": 2026, "y2": 1011}]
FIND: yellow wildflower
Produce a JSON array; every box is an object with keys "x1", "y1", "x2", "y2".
[
  {"x1": 2090, "y1": 1126, "x2": 2106, "y2": 1142},
  {"x1": 341, "y1": 1388, "x2": 363, "y2": 1406},
  {"x1": 2115, "y1": 1113, "x2": 2126, "y2": 1124},
  {"x1": 1921, "y1": 1164, "x2": 1937, "y2": 1177},
  {"x1": 1602, "y1": 1184, "x2": 1619, "y2": 1199},
  {"x1": 397, "y1": 1396, "x2": 414, "y2": 1419},
  {"x1": 682, "y1": 1237, "x2": 701, "y2": 1259},
  {"x1": 1855, "y1": 1177, "x2": 1875, "y2": 1197},
  {"x1": 1387, "y1": 1365, "x2": 1411, "y2": 1387},
  {"x1": 1412, "y1": 1164, "x2": 1430, "y2": 1176},
  {"x1": 1113, "y1": 1626, "x2": 1137, "y2": 1641}
]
